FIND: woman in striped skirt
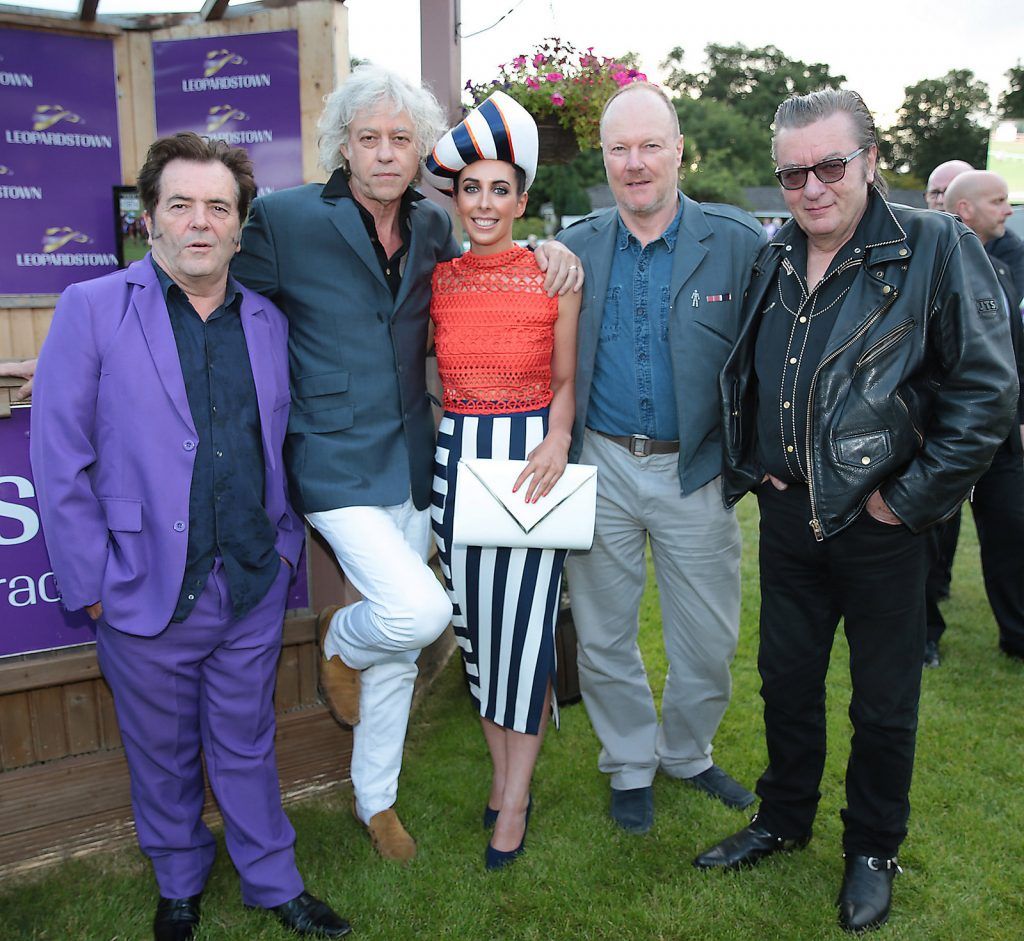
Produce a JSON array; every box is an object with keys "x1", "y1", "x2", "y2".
[{"x1": 425, "y1": 92, "x2": 581, "y2": 870}]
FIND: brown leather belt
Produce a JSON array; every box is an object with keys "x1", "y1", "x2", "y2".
[{"x1": 596, "y1": 431, "x2": 680, "y2": 457}]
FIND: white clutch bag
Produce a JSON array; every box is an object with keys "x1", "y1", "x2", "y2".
[{"x1": 452, "y1": 458, "x2": 598, "y2": 550}]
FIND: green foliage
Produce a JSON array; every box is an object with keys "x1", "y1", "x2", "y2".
[
  {"x1": 661, "y1": 44, "x2": 845, "y2": 204},
  {"x1": 4, "y1": 504, "x2": 1023, "y2": 939},
  {"x1": 530, "y1": 149, "x2": 606, "y2": 219},
  {"x1": 1001, "y1": 62, "x2": 1024, "y2": 117},
  {"x1": 674, "y1": 96, "x2": 771, "y2": 204},
  {"x1": 665, "y1": 43, "x2": 846, "y2": 125},
  {"x1": 511, "y1": 215, "x2": 545, "y2": 241},
  {"x1": 884, "y1": 70, "x2": 991, "y2": 178}
]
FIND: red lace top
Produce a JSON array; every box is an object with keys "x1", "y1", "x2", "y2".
[{"x1": 431, "y1": 246, "x2": 559, "y2": 414}]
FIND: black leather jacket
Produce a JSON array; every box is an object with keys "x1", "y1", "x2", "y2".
[{"x1": 720, "y1": 194, "x2": 1019, "y2": 540}]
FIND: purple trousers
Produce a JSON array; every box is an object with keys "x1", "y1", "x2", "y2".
[{"x1": 96, "y1": 560, "x2": 303, "y2": 907}]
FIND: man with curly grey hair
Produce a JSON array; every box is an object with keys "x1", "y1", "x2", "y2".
[{"x1": 233, "y1": 66, "x2": 581, "y2": 863}]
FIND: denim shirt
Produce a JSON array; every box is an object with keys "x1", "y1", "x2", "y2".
[{"x1": 586, "y1": 198, "x2": 684, "y2": 439}]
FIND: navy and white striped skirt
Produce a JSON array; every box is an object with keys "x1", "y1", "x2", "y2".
[{"x1": 431, "y1": 409, "x2": 566, "y2": 735}]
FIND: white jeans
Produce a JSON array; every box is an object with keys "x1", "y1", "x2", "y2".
[{"x1": 306, "y1": 498, "x2": 452, "y2": 822}]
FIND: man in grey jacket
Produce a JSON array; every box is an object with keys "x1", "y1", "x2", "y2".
[
  {"x1": 233, "y1": 67, "x2": 580, "y2": 861},
  {"x1": 558, "y1": 82, "x2": 765, "y2": 834}
]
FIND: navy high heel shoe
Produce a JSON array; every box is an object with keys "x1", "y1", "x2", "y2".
[{"x1": 484, "y1": 796, "x2": 532, "y2": 870}]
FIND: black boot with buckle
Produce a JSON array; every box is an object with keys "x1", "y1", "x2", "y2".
[{"x1": 837, "y1": 853, "x2": 901, "y2": 932}]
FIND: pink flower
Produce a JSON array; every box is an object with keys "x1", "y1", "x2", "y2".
[
  {"x1": 525, "y1": 76, "x2": 540, "y2": 90},
  {"x1": 546, "y1": 72, "x2": 564, "y2": 82},
  {"x1": 513, "y1": 55, "x2": 527, "y2": 68},
  {"x1": 551, "y1": 93, "x2": 565, "y2": 106},
  {"x1": 533, "y1": 53, "x2": 547, "y2": 67},
  {"x1": 612, "y1": 70, "x2": 628, "y2": 85}
]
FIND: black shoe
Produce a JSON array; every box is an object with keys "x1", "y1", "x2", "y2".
[
  {"x1": 685, "y1": 765, "x2": 756, "y2": 810},
  {"x1": 837, "y1": 854, "x2": 900, "y2": 932},
  {"x1": 485, "y1": 797, "x2": 532, "y2": 871},
  {"x1": 268, "y1": 892, "x2": 351, "y2": 938},
  {"x1": 153, "y1": 894, "x2": 201, "y2": 941},
  {"x1": 923, "y1": 640, "x2": 941, "y2": 668},
  {"x1": 610, "y1": 785, "x2": 653, "y2": 834},
  {"x1": 693, "y1": 817, "x2": 811, "y2": 870},
  {"x1": 485, "y1": 829, "x2": 526, "y2": 871}
]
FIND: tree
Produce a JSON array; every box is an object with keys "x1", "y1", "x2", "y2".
[
  {"x1": 529, "y1": 149, "x2": 606, "y2": 219},
  {"x1": 885, "y1": 70, "x2": 990, "y2": 179},
  {"x1": 665, "y1": 43, "x2": 845, "y2": 128},
  {"x1": 1001, "y1": 62, "x2": 1024, "y2": 117},
  {"x1": 659, "y1": 44, "x2": 845, "y2": 203},
  {"x1": 673, "y1": 95, "x2": 768, "y2": 204}
]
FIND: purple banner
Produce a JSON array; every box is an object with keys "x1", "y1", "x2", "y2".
[
  {"x1": 0, "y1": 29, "x2": 122, "y2": 295},
  {"x1": 0, "y1": 407, "x2": 95, "y2": 657},
  {"x1": 1, "y1": 407, "x2": 308, "y2": 659},
  {"x1": 153, "y1": 31, "x2": 303, "y2": 196}
]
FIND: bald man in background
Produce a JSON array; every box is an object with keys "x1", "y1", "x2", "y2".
[
  {"x1": 925, "y1": 159, "x2": 974, "y2": 211},
  {"x1": 921, "y1": 161, "x2": 1024, "y2": 662},
  {"x1": 927, "y1": 160, "x2": 1024, "y2": 295},
  {"x1": 936, "y1": 170, "x2": 1024, "y2": 663}
]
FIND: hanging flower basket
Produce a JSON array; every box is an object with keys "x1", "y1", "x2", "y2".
[
  {"x1": 536, "y1": 122, "x2": 580, "y2": 164},
  {"x1": 465, "y1": 38, "x2": 647, "y2": 153}
]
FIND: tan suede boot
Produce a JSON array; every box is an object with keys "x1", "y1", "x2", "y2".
[
  {"x1": 355, "y1": 802, "x2": 417, "y2": 863},
  {"x1": 317, "y1": 605, "x2": 360, "y2": 726}
]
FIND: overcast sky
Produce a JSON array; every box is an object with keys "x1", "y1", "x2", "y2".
[
  {"x1": 5, "y1": 0, "x2": 1021, "y2": 126},
  {"x1": 347, "y1": 0, "x2": 1021, "y2": 126}
]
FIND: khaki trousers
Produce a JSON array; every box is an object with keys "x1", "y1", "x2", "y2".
[{"x1": 567, "y1": 429, "x2": 742, "y2": 789}]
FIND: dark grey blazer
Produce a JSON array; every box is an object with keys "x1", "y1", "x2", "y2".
[
  {"x1": 233, "y1": 179, "x2": 459, "y2": 515},
  {"x1": 558, "y1": 193, "x2": 765, "y2": 495}
]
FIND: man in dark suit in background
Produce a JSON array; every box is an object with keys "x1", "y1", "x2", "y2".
[
  {"x1": 233, "y1": 66, "x2": 582, "y2": 861},
  {"x1": 938, "y1": 170, "x2": 1024, "y2": 662}
]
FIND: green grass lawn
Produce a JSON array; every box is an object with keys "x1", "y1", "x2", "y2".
[{"x1": 3, "y1": 499, "x2": 1022, "y2": 940}]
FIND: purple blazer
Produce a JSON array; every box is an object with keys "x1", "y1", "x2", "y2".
[{"x1": 30, "y1": 255, "x2": 303, "y2": 636}]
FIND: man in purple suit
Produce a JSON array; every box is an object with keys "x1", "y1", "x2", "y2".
[{"x1": 30, "y1": 134, "x2": 349, "y2": 941}]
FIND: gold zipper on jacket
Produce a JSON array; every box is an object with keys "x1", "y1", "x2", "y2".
[{"x1": 805, "y1": 291, "x2": 899, "y2": 541}]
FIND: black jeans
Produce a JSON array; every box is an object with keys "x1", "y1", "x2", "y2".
[
  {"x1": 754, "y1": 483, "x2": 926, "y2": 858},
  {"x1": 972, "y1": 441, "x2": 1024, "y2": 656},
  {"x1": 926, "y1": 441, "x2": 1024, "y2": 654},
  {"x1": 924, "y1": 511, "x2": 960, "y2": 645}
]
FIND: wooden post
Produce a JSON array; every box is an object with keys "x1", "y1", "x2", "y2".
[{"x1": 419, "y1": 0, "x2": 461, "y2": 125}]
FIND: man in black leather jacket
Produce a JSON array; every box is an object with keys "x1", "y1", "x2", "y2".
[{"x1": 694, "y1": 90, "x2": 1018, "y2": 934}]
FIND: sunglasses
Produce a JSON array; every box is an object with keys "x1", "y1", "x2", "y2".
[{"x1": 774, "y1": 148, "x2": 865, "y2": 190}]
